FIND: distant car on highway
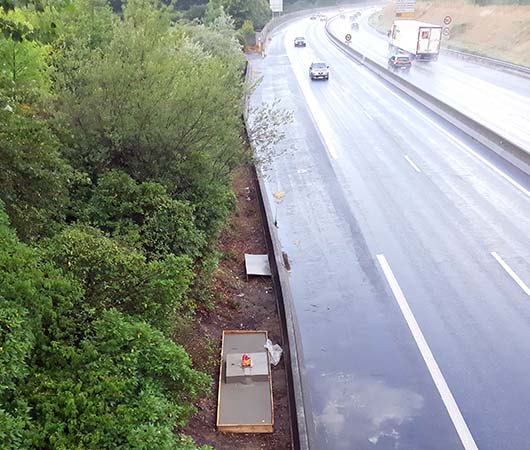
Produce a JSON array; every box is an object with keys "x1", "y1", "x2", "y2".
[
  {"x1": 351, "y1": 22, "x2": 359, "y2": 31},
  {"x1": 319, "y1": 15, "x2": 327, "y2": 21},
  {"x1": 309, "y1": 62, "x2": 329, "y2": 80},
  {"x1": 310, "y1": 14, "x2": 317, "y2": 20},
  {"x1": 294, "y1": 36, "x2": 306, "y2": 47},
  {"x1": 388, "y1": 55, "x2": 412, "y2": 72}
]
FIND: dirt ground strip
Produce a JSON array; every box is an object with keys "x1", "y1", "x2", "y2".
[{"x1": 182, "y1": 166, "x2": 293, "y2": 450}]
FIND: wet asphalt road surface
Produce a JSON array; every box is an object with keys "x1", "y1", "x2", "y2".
[
  {"x1": 330, "y1": 7, "x2": 530, "y2": 151},
  {"x1": 248, "y1": 12, "x2": 530, "y2": 450}
]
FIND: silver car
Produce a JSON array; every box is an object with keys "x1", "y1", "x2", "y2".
[
  {"x1": 294, "y1": 36, "x2": 306, "y2": 47},
  {"x1": 309, "y1": 62, "x2": 329, "y2": 80}
]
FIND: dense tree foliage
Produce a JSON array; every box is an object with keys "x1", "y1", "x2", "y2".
[
  {"x1": 0, "y1": 205, "x2": 209, "y2": 449},
  {"x1": 0, "y1": 110, "x2": 72, "y2": 240},
  {"x1": 0, "y1": 0, "x2": 266, "y2": 447}
]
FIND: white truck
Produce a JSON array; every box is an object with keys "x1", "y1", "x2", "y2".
[{"x1": 389, "y1": 20, "x2": 442, "y2": 61}]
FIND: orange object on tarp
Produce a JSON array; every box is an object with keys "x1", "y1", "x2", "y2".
[{"x1": 241, "y1": 353, "x2": 252, "y2": 368}]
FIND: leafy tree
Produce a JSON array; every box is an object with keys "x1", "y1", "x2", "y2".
[
  {"x1": 55, "y1": 1, "x2": 245, "y2": 189},
  {"x1": 247, "y1": 99, "x2": 294, "y2": 173},
  {"x1": 240, "y1": 19, "x2": 255, "y2": 46},
  {"x1": 175, "y1": 0, "x2": 208, "y2": 10},
  {"x1": 51, "y1": 0, "x2": 116, "y2": 51},
  {"x1": 42, "y1": 0, "x2": 116, "y2": 101},
  {"x1": 0, "y1": 0, "x2": 287, "y2": 446},
  {"x1": 26, "y1": 309, "x2": 210, "y2": 450},
  {"x1": 185, "y1": 10, "x2": 244, "y2": 82},
  {"x1": 203, "y1": 0, "x2": 222, "y2": 23},
  {"x1": 180, "y1": 178, "x2": 234, "y2": 243},
  {"x1": 221, "y1": 0, "x2": 270, "y2": 29},
  {"x1": 0, "y1": 110, "x2": 73, "y2": 240},
  {"x1": 0, "y1": 203, "x2": 83, "y2": 449},
  {"x1": 184, "y1": 2, "x2": 206, "y2": 20},
  {"x1": 0, "y1": 36, "x2": 50, "y2": 105}
]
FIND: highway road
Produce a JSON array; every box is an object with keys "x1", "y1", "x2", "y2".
[
  {"x1": 329, "y1": 8, "x2": 530, "y2": 151},
  {"x1": 248, "y1": 11, "x2": 530, "y2": 450}
]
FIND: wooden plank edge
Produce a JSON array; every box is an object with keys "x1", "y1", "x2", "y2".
[
  {"x1": 215, "y1": 331, "x2": 227, "y2": 429},
  {"x1": 217, "y1": 424, "x2": 274, "y2": 433},
  {"x1": 222, "y1": 329, "x2": 269, "y2": 335}
]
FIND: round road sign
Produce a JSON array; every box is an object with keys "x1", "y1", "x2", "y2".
[
  {"x1": 345, "y1": 33, "x2": 352, "y2": 42},
  {"x1": 443, "y1": 27, "x2": 450, "y2": 36},
  {"x1": 443, "y1": 15, "x2": 452, "y2": 25}
]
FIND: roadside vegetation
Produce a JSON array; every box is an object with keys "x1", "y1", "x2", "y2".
[{"x1": 0, "y1": 0, "x2": 284, "y2": 448}]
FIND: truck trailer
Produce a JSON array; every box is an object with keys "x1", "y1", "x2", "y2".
[{"x1": 389, "y1": 20, "x2": 442, "y2": 61}]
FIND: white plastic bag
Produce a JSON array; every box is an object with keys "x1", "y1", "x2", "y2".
[{"x1": 264, "y1": 339, "x2": 283, "y2": 366}]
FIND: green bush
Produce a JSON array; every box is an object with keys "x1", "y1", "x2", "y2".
[
  {"x1": 82, "y1": 170, "x2": 207, "y2": 259},
  {"x1": 0, "y1": 110, "x2": 73, "y2": 241},
  {"x1": 0, "y1": 205, "x2": 208, "y2": 449},
  {"x1": 43, "y1": 224, "x2": 195, "y2": 332},
  {"x1": 240, "y1": 19, "x2": 255, "y2": 46}
]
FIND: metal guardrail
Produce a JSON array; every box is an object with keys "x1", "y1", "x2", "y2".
[
  {"x1": 442, "y1": 48, "x2": 530, "y2": 78},
  {"x1": 325, "y1": 17, "x2": 530, "y2": 177}
]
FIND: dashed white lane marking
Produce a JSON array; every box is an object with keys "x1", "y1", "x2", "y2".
[
  {"x1": 491, "y1": 252, "x2": 530, "y2": 296},
  {"x1": 369, "y1": 71, "x2": 530, "y2": 201},
  {"x1": 325, "y1": 24, "x2": 530, "y2": 200},
  {"x1": 377, "y1": 254, "x2": 480, "y2": 450},
  {"x1": 363, "y1": 110, "x2": 374, "y2": 121},
  {"x1": 404, "y1": 155, "x2": 421, "y2": 173}
]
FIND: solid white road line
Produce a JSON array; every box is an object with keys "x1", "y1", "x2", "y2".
[
  {"x1": 284, "y1": 32, "x2": 339, "y2": 160},
  {"x1": 363, "y1": 110, "x2": 374, "y2": 121},
  {"x1": 376, "y1": 254, "x2": 480, "y2": 450},
  {"x1": 491, "y1": 252, "x2": 530, "y2": 296},
  {"x1": 404, "y1": 155, "x2": 421, "y2": 173}
]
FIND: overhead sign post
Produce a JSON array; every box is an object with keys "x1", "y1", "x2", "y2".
[
  {"x1": 396, "y1": 0, "x2": 416, "y2": 18},
  {"x1": 269, "y1": 0, "x2": 283, "y2": 13}
]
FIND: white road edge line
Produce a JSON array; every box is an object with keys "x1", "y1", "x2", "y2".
[
  {"x1": 491, "y1": 252, "x2": 530, "y2": 296},
  {"x1": 376, "y1": 254, "x2": 480, "y2": 450},
  {"x1": 404, "y1": 155, "x2": 421, "y2": 173},
  {"x1": 363, "y1": 110, "x2": 374, "y2": 121}
]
